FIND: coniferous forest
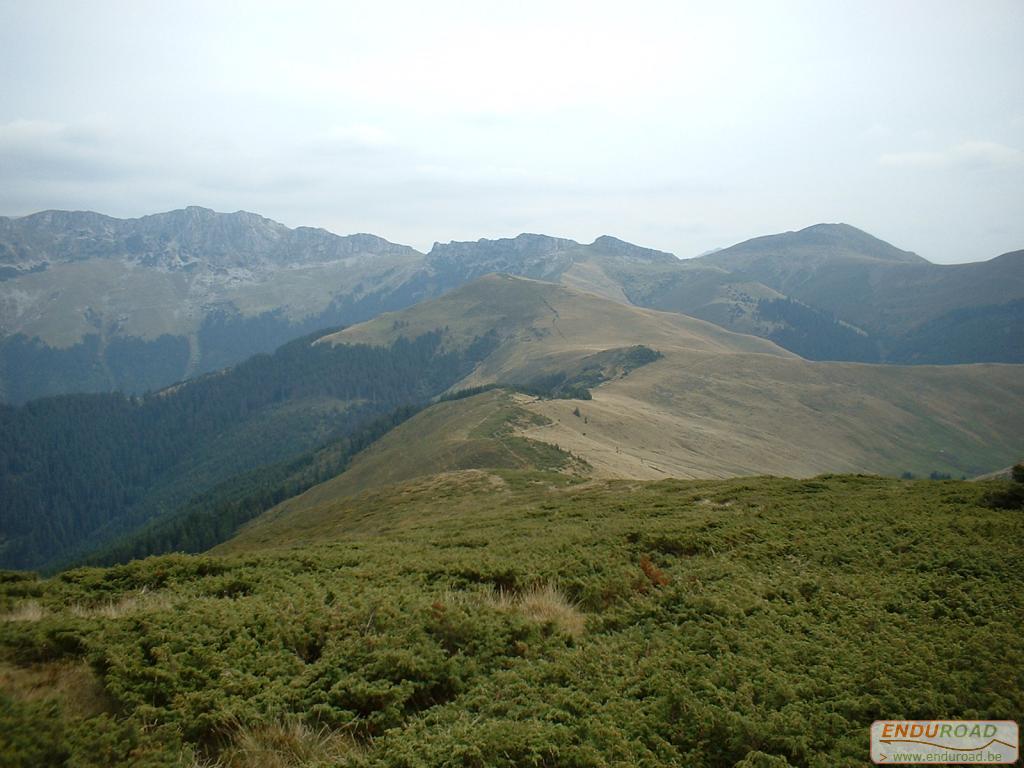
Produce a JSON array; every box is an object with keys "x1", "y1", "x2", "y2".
[{"x1": 0, "y1": 329, "x2": 498, "y2": 572}]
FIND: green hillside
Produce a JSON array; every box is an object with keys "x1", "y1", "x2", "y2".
[
  {"x1": 219, "y1": 389, "x2": 586, "y2": 550},
  {"x1": 2, "y1": 472, "x2": 1021, "y2": 766}
]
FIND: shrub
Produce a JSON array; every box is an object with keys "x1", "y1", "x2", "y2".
[
  {"x1": 0, "y1": 695, "x2": 69, "y2": 768},
  {"x1": 639, "y1": 555, "x2": 670, "y2": 588},
  {"x1": 983, "y1": 463, "x2": 1024, "y2": 509}
]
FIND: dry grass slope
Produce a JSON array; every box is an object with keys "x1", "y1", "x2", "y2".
[{"x1": 309, "y1": 276, "x2": 1024, "y2": 482}]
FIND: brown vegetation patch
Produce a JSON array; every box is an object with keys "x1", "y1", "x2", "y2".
[{"x1": 0, "y1": 660, "x2": 112, "y2": 719}]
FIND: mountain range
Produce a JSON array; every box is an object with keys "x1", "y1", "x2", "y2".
[
  {"x1": 3, "y1": 274, "x2": 1022, "y2": 572},
  {"x1": 1, "y1": 207, "x2": 1021, "y2": 403},
  {"x1": 2, "y1": 224, "x2": 1022, "y2": 768}
]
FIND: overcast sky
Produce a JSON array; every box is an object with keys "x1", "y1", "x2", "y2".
[{"x1": 1, "y1": 1, "x2": 1022, "y2": 263}]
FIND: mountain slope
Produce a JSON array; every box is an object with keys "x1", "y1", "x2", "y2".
[
  {"x1": 319, "y1": 273, "x2": 792, "y2": 382},
  {"x1": 0, "y1": 327, "x2": 497, "y2": 571},
  {"x1": 226, "y1": 389, "x2": 586, "y2": 550},
  {"x1": 5, "y1": 273, "x2": 1022, "y2": 570},
  {"x1": 320, "y1": 277, "x2": 1022, "y2": 479},
  {"x1": 403, "y1": 226, "x2": 1024, "y2": 365},
  {"x1": 516, "y1": 354, "x2": 1022, "y2": 479},
  {"x1": 423, "y1": 233, "x2": 789, "y2": 338},
  {"x1": 221, "y1": 276, "x2": 1024, "y2": 547}
]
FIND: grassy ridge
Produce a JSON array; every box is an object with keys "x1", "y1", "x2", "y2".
[
  {"x1": 314, "y1": 276, "x2": 1024, "y2": 480},
  {"x1": 1, "y1": 473, "x2": 1021, "y2": 766},
  {"x1": 230, "y1": 389, "x2": 586, "y2": 540}
]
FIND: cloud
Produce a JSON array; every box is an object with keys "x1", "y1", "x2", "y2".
[
  {"x1": 0, "y1": 118, "x2": 144, "y2": 182},
  {"x1": 311, "y1": 124, "x2": 395, "y2": 152},
  {"x1": 0, "y1": 119, "x2": 65, "y2": 143},
  {"x1": 862, "y1": 123, "x2": 891, "y2": 140},
  {"x1": 879, "y1": 140, "x2": 1024, "y2": 170}
]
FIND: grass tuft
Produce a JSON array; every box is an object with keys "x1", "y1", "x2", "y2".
[
  {"x1": 444, "y1": 583, "x2": 585, "y2": 639},
  {"x1": 516, "y1": 583, "x2": 586, "y2": 638},
  {"x1": 0, "y1": 660, "x2": 112, "y2": 718},
  {"x1": 0, "y1": 600, "x2": 46, "y2": 622},
  {"x1": 214, "y1": 719, "x2": 359, "y2": 768},
  {"x1": 69, "y1": 589, "x2": 173, "y2": 619}
]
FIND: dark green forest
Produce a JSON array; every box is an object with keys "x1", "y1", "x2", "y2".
[
  {"x1": 0, "y1": 329, "x2": 499, "y2": 572},
  {"x1": 886, "y1": 299, "x2": 1024, "y2": 364},
  {"x1": 79, "y1": 404, "x2": 423, "y2": 567},
  {"x1": 756, "y1": 299, "x2": 879, "y2": 362}
]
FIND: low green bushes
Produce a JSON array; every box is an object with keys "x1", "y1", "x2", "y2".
[{"x1": 0, "y1": 473, "x2": 1020, "y2": 766}]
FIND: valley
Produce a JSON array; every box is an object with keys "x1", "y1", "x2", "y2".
[{"x1": 0, "y1": 196, "x2": 1021, "y2": 768}]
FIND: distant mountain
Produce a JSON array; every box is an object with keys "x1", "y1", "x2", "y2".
[
  {"x1": 2, "y1": 210, "x2": 1022, "y2": 402},
  {"x1": 413, "y1": 230, "x2": 873, "y2": 359},
  {"x1": 396, "y1": 224, "x2": 1024, "y2": 366},
  {"x1": 418, "y1": 225, "x2": 1024, "y2": 365},
  {"x1": 0, "y1": 206, "x2": 419, "y2": 271},
  {"x1": 696, "y1": 225, "x2": 1024, "y2": 359},
  {"x1": 0, "y1": 207, "x2": 438, "y2": 403},
  {"x1": 704, "y1": 222, "x2": 927, "y2": 268},
  {"x1": 0, "y1": 212, "x2": 770, "y2": 402}
]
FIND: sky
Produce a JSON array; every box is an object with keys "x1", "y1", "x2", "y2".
[{"x1": 1, "y1": 1, "x2": 1022, "y2": 263}]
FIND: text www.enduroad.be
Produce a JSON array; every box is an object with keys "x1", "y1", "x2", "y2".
[{"x1": 890, "y1": 750, "x2": 1009, "y2": 763}]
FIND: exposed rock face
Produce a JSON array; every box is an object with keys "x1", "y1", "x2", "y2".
[{"x1": 0, "y1": 206, "x2": 418, "y2": 272}]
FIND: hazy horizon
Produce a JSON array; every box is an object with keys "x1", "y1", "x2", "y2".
[{"x1": 2, "y1": 0, "x2": 1022, "y2": 263}]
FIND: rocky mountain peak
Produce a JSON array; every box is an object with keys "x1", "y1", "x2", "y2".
[{"x1": 0, "y1": 208, "x2": 418, "y2": 271}]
